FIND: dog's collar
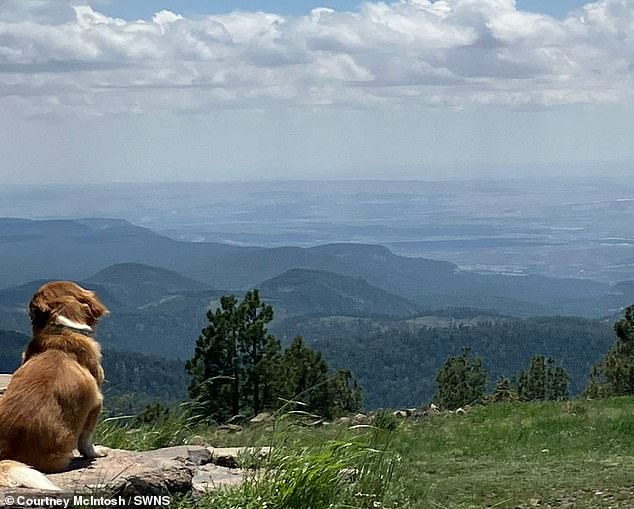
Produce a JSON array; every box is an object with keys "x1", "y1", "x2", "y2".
[{"x1": 52, "y1": 315, "x2": 94, "y2": 336}]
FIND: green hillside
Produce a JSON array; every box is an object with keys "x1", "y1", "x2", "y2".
[
  {"x1": 100, "y1": 397, "x2": 634, "y2": 509},
  {"x1": 280, "y1": 316, "x2": 614, "y2": 408}
]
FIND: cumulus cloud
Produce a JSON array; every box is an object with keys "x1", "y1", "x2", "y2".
[{"x1": 0, "y1": 0, "x2": 633, "y2": 117}]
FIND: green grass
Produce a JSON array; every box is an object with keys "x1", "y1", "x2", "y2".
[{"x1": 97, "y1": 398, "x2": 634, "y2": 508}]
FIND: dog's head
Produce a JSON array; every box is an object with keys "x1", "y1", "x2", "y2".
[{"x1": 28, "y1": 281, "x2": 109, "y2": 333}]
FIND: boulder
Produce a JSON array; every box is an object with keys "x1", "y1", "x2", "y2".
[
  {"x1": 352, "y1": 413, "x2": 371, "y2": 425},
  {"x1": 249, "y1": 412, "x2": 273, "y2": 425},
  {"x1": 0, "y1": 446, "x2": 246, "y2": 508},
  {"x1": 392, "y1": 410, "x2": 408, "y2": 418},
  {"x1": 187, "y1": 435, "x2": 209, "y2": 446}
]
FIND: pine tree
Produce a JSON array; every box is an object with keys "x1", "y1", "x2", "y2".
[
  {"x1": 185, "y1": 291, "x2": 277, "y2": 422},
  {"x1": 237, "y1": 290, "x2": 276, "y2": 415},
  {"x1": 435, "y1": 347, "x2": 488, "y2": 410},
  {"x1": 585, "y1": 305, "x2": 634, "y2": 397},
  {"x1": 517, "y1": 355, "x2": 569, "y2": 401},
  {"x1": 274, "y1": 336, "x2": 361, "y2": 419},
  {"x1": 491, "y1": 377, "x2": 518, "y2": 403},
  {"x1": 185, "y1": 295, "x2": 243, "y2": 422}
]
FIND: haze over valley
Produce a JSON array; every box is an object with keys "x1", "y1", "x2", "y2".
[{"x1": 3, "y1": 177, "x2": 634, "y2": 284}]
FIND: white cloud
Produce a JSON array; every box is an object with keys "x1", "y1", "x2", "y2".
[{"x1": 0, "y1": 0, "x2": 633, "y2": 118}]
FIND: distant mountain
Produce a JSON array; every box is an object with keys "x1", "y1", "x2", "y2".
[
  {"x1": 0, "y1": 218, "x2": 248, "y2": 288},
  {"x1": 259, "y1": 268, "x2": 421, "y2": 318},
  {"x1": 83, "y1": 263, "x2": 209, "y2": 308},
  {"x1": 0, "y1": 217, "x2": 625, "y2": 318}
]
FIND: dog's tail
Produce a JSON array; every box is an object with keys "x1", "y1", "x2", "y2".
[{"x1": 0, "y1": 460, "x2": 61, "y2": 491}]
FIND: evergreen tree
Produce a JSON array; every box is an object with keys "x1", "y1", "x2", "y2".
[
  {"x1": 435, "y1": 347, "x2": 488, "y2": 410},
  {"x1": 491, "y1": 377, "x2": 518, "y2": 403},
  {"x1": 585, "y1": 305, "x2": 634, "y2": 397},
  {"x1": 274, "y1": 336, "x2": 361, "y2": 419},
  {"x1": 327, "y1": 368, "x2": 362, "y2": 418},
  {"x1": 237, "y1": 290, "x2": 276, "y2": 415},
  {"x1": 186, "y1": 295, "x2": 242, "y2": 422},
  {"x1": 517, "y1": 355, "x2": 569, "y2": 401},
  {"x1": 186, "y1": 291, "x2": 277, "y2": 422}
]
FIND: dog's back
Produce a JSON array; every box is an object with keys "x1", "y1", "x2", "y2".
[{"x1": 0, "y1": 350, "x2": 101, "y2": 472}]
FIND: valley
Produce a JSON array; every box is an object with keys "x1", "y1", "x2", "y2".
[{"x1": 1, "y1": 178, "x2": 632, "y2": 411}]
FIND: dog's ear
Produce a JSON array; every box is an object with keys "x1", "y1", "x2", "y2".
[
  {"x1": 83, "y1": 291, "x2": 109, "y2": 324},
  {"x1": 29, "y1": 291, "x2": 52, "y2": 329}
]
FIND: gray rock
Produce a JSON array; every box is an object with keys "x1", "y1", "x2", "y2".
[
  {"x1": 249, "y1": 412, "x2": 273, "y2": 424},
  {"x1": 192, "y1": 464, "x2": 246, "y2": 495},
  {"x1": 0, "y1": 446, "x2": 245, "y2": 507},
  {"x1": 352, "y1": 413, "x2": 371, "y2": 425},
  {"x1": 187, "y1": 435, "x2": 210, "y2": 447}
]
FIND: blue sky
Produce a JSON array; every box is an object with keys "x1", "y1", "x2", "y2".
[
  {"x1": 1, "y1": 0, "x2": 633, "y2": 184},
  {"x1": 101, "y1": 0, "x2": 589, "y2": 19}
]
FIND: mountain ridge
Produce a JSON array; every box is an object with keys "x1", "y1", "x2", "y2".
[{"x1": 0, "y1": 217, "x2": 625, "y2": 318}]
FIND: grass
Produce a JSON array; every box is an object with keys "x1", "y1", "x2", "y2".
[{"x1": 96, "y1": 397, "x2": 634, "y2": 508}]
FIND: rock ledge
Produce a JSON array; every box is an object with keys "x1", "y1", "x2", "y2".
[{"x1": 0, "y1": 446, "x2": 246, "y2": 508}]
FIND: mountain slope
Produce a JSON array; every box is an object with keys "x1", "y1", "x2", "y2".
[
  {"x1": 259, "y1": 268, "x2": 421, "y2": 318},
  {"x1": 313, "y1": 316, "x2": 614, "y2": 408},
  {"x1": 83, "y1": 263, "x2": 210, "y2": 308}
]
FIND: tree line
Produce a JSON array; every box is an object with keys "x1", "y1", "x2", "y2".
[
  {"x1": 434, "y1": 348, "x2": 571, "y2": 410},
  {"x1": 435, "y1": 304, "x2": 634, "y2": 409},
  {"x1": 185, "y1": 289, "x2": 634, "y2": 421}
]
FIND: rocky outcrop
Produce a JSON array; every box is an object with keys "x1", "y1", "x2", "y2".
[{"x1": 0, "y1": 446, "x2": 250, "y2": 508}]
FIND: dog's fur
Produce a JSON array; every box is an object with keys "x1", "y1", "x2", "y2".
[{"x1": 0, "y1": 281, "x2": 109, "y2": 491}]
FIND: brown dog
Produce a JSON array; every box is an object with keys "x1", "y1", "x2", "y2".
[{"x1": 0, "y1": 281, "x2": 109, "y2": 490}]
